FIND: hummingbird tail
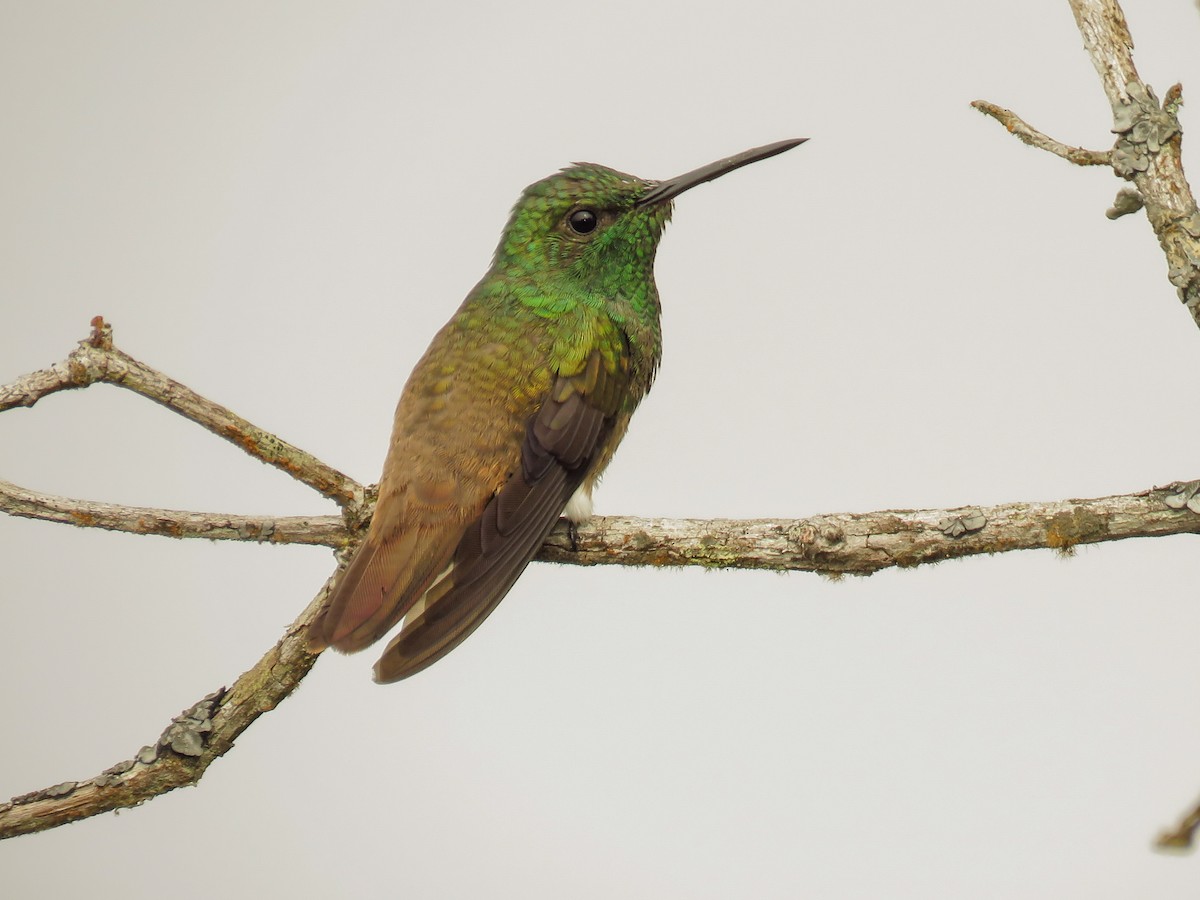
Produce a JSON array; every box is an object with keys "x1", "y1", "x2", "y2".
[{"x1": 306, "y1": 523, "x2": 456, "y2": 655}]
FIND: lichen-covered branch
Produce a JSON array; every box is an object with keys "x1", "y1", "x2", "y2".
[
  {"x1": 0, "y1": 579, "x2": 330, "y2": 840},
  {"x1": 539, "y1": 480, "x2": 1200, "y2": 574},
  {"x1": 974, "y1": 0, "x2": 1200, "y2": 328},
  {"x1": 0, "y1": 479, "x2": 348, "y2": 547},
  {"x1": 7, "y1": 458, "x2": 1200, "y2": 577},
  {"x1": 0, "y1": 318, "x2": 365, "y2": 511}
]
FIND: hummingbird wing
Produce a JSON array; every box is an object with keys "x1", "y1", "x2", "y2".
[
  {"x1": 307, "y1": 343, "x2": 629, "y2": 682},
  {"x1": 371, "y1": 347, "x2": 628, "y2": 682},
  {"x1": 306, "y1": 325, "x2": 532, "y2": 656}
]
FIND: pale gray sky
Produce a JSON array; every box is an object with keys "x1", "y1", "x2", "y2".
[{"x1": 4, "y1": 1, "x2": 1200, "y2": 897}]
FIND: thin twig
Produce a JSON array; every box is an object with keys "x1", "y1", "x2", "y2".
[
  {"x1": 0, "y1": 480, "x2": 348, "y2": 547},
  {"x1": 970, "y1": 101, "x2": 1111, "y2": 166},
  {"x1": 0, "y1": 318, "x2": 366, "y2": 511}
]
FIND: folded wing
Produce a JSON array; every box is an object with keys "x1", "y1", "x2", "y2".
[
  {"x1": 308, "y1": 347, "x2": 628, "y2": 682},
  {"x1": 373, "y1": 348, "x2": 627, "y2": 682}
]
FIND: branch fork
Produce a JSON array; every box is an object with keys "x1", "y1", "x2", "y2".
[{"x1": 973, "y1": 0, "x2": 1200, "y2": 326}]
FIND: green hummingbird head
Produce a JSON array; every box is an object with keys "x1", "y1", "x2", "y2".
[
  {"x1": 491, "y1": 139, "x2": 807, "y2": 293},
  {"x1": 493, "y1": 164, "x2": 670, "y2": 290}
]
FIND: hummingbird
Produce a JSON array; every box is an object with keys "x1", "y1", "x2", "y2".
[{"x1": 307, "y1": 138, "x2": 806, "y2": 682}]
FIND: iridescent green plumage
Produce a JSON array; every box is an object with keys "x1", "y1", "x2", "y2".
[{"x1": 308, "y1": 140, "x2": 804, "y2": 682}]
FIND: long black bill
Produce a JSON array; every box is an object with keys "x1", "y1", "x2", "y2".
[{"x1": 635, "y1": 137, "x2": 807, "y2": 207}]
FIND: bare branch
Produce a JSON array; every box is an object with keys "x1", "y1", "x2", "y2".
[
  {"x1": 0, "y1": 579, "x2": 328, "y2": 840},
  {"x1": 970, "y1": 101, "x2": 1111, "y2": 166},
  {"x1": 7, "y1": 459, "x2": 1200, "y2": 577},
  {"x1": 0, "y1": 479, "x2": 347, "y2": 547},
  {"x1": 0, "y1": 318, "x2": 366, "y2": 510},
  {"x1": 540, "y1": 480, "x2": 1200, "y2": 574}
]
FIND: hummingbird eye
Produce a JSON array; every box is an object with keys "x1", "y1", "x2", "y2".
[{"x1": 567, "y1": 209, "x2": 598, "y2": 235}]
